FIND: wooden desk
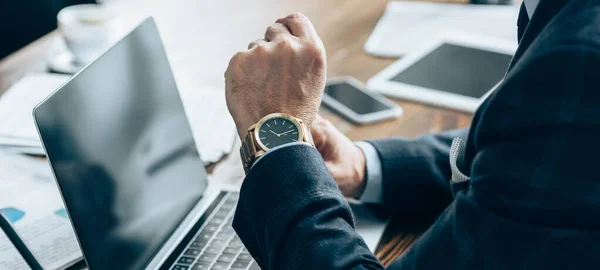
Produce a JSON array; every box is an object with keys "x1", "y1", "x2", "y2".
[{"x1": 0, "y1": 0, "x2": 472, "y2": 267}]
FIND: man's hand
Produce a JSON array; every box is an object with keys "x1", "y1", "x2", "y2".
[
  {"x1": 225, "y1": 13, "x2": 327, "y2": 140},
  {"x1": 311, "y1": 115, "x2": 367, "y2": 198}
]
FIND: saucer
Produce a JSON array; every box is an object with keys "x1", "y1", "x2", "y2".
[{"x1": 47, "y1": 52, "x2": 87, "y2": 74}]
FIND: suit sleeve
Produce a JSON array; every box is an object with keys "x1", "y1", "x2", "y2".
[
  {"x1": 233, "y1": 144, "x2": 384, "y2": 270},
  {"x1": 367, "y1": 129, "x2": 468, "y2": 218}
]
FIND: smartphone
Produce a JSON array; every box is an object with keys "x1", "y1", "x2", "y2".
[{"x1": 322, "y1": 76, "x2": 402, "y2": 124}]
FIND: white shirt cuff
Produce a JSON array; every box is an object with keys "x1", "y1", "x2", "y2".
[{"x1": 355, "y1": 141, "x2": 383, "y2": 204}]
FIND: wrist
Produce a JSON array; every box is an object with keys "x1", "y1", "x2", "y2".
[
  {"x1": 348, "y1": 145, "x2": 367, "y2": 198},
  {"x1": 238, "y1": 113, "x2": 315, "y2": 174},
  {"x1": 236, "y1": 117, "x2": 259, "y2": 141},
  {"x1": 236, "y1": 112, "x2": 314, "y2": 141},
  {"x1": 237, "y1": 127, "x2": 248, "y2": 142}
]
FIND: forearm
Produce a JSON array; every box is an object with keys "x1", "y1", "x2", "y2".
[{"x1": 233, "y1": 144, "x2": 383, "y2": 269}]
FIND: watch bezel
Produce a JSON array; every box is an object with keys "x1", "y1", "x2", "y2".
[{"x1": 252, "y1": 113, "x2": 304, "y2": 152}]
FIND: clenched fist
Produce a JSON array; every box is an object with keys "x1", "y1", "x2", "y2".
[{"x1": 225, "y1": 13, "x2": 327, "y2": 140}]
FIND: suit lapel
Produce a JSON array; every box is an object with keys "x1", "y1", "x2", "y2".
[
  {"x1": 462, "y1": 0, "x2": 573, "y2": 175},
  {"x1": 516, "y1": 3, "x2": 529, "y2": 44},
  {"x1": 508, "y1": 0, "x2": 571, "y2": 71}
]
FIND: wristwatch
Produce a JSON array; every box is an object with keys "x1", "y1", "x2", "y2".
[{"x1": 240, "y1": 113, "x2": 314, "y2": 174}]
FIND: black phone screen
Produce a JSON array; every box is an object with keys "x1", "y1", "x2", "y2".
[{"x1": 324, "y1": 83, "x2": 392, "y2": 115}]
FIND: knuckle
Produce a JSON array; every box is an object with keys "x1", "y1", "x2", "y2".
[
  {"x1": 225, "y1": 52, "x2": 245, "y2": 79},
  {"x1": 252, "y1": 44, "x2": 269, "y2": 54},
  {"x1": 304, "y1": 44, "x2": 325, "y2": 61},
  {"x1": 266, "y1": 25, "x2": 277, "y2": 34},
  {"x1": 287, "y1": 12, "x2": 305, "y2": 19},
  {"x1": 229, "y1": 52, "x2": 244, "y2": 65},
  {"x1": 276, "y1": 38, "x2": 294, "y2": 49}
]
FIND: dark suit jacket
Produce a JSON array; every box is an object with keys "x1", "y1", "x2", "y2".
[{"x1": 233, "y1": 0, "x2": 600, "y2": 268}]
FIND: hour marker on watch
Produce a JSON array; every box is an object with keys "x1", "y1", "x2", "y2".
[
  {"x1": 261, "y1": 130, "x2": 266, "y2": 132},
  {"x1": 265, "y1": 143, "x2": 270, "y2": 146},
  {"x1": 292, "y1": 132, "x2": 298, "y2": 134},
  {"x1": 274, "y1": 119, "x2": 277, "y2": 125},
  {"x1": 260, "y1": 137, "x2": 266, "y2": 140},
  {"x1": 266, "y1": 123, "x2": 271, "y2": 127},
  {"x1": 292, "y1": 139, "x2": 297, "y2": 141},
  {"x1": 283, "y1": 120, "x2": 286, "y2": 125},
  {"x1": 289, "y1": 125, "x2": 294, "y2": 128}
]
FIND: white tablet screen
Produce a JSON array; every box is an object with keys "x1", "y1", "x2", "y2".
[{"x1": 390, "y1": 43, "x2": 513, "y2": 98}]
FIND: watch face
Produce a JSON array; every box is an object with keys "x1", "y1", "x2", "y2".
[{"x1": 257, "y1": 117, "x2": 301, "y2": 149}]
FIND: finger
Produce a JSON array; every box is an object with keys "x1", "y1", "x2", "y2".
[
  {"x1": 224, "y1": 52, "x2": 244, "y2": 79},
  {"x1": 275, "y1": 13, "x2": 317, "y2": 40},
  {"x1": 248, "y1": 39, "x2": 268, "y2": 50},
  {"x1": 264, "y1": 23, "x2": 291, "y2": 42},
  {"x1": 311, "y1": 125, "x2": 325, "y2": 147},
  {"x1": 310, "y1": 115, "x2": 329, "y2": 147},
  {"x1": 314, "y1": 113, "x2": 325, "y2": 121}
]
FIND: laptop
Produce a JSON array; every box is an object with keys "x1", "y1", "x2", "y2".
[{"x1": 33, "y1": 18, "x2": 386, "y2": 270}]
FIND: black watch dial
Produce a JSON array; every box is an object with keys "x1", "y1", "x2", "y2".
[{"x1": 257, "y1": 117, "x2": 301, "y2": 149}]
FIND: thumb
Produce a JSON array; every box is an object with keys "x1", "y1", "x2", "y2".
[{"x1": 310, "y1": 114, "x2": 329, "y2": 150}]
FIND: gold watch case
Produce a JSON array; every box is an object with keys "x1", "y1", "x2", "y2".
[
  {"x1": 240, "y1": 113, "x2": 314, "y2": 174},
  {"x1": 251, "y1": 112, "x2": 306, "y2": 152}
]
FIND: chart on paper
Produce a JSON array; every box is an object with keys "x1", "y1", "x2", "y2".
[{"x1": 0, "y1": 152, "x2": 82, "y2": 270}]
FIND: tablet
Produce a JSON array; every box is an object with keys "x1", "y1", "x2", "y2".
[{"x1": 367, "y1": 34, "x2": 516, "y2": 112}]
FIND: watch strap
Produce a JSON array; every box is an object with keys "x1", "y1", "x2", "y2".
[{"x1": 240, "y1": 131, "x2": 257, "y2": 174}]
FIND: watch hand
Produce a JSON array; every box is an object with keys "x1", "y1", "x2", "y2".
[
  {"x1": 269, "y1": 130, "x2": 280, "y2": 137},
  {"x1": 279, "y1": 130, "x2": 294, "y2": 135}
]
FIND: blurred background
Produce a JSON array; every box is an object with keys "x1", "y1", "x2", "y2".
[{"x1": 0, "y1": 0, "x2": 96, "y2": 59}]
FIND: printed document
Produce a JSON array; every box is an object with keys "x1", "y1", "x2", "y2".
[{"x1": 0, "y1": 152, "x2": 82, "y2": 270}]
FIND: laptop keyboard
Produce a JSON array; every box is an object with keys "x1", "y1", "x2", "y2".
[{"x1": 171, "y1": 192, "x2": 260, "y2": 270}]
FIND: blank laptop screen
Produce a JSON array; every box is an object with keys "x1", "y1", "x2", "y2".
[{"x1": 34, "y1": 19, "x2": 206, "y2": 270}]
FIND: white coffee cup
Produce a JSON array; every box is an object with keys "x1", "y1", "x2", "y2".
[{"x1": 57, "y1": 4, "x2": 118, "y2": 65}]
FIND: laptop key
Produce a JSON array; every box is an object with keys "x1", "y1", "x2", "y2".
[
  {"x1": 178, "y1": 256, "x2": 195, "y2": 265},
  {"x1": 225, "y1": 196, "x2": 238, "y2": 204},
  {"x1": 230, "y1": 259, "x2": 250, "y2": 269},
  {"x1": 237, "y1": 252, "x2": 252, "y2": 262},
  {"x1": 203, "y1": 247, "x2": 222, "y2": 255},
  {"x1": 215, "y1": 232, "x2": 232, "y2": 240},
  {"x1": 190, "y1": 240, "x2": 207, "y2": 249},
  {"x1": 198, "y1": 232, "x2": 213, "y2": 241},
  {"x1": 222, "y1": 202, "x2": 235, "y2": 210},
  {"x1": 222, "y1": 246, "x2": 241, "y2": 255},
  {"x1": 210, "y1": 262, "x2": 229, "y2": 270},
  {"x1": 217, "y1": 254, "x2": 235, "y2": 263},
  {"x1": 172, "y1": 264, "x2": 190, "y2": 270},
  {"x1": 210, "y1": 239, "x2": 227, "y2": 248},
  {"x1": 221, "y1": 226, "x2": 234, "y2": 234},
  {"x1": 249, "y1": 261, "x2": 261, "y2": 270},
  {"x1": 225, "y1": 217, "x2": 234, "y2": 225},
  {"x1": 197, "y1": 254, "x2": 217, "y2": 264},
  {"x1": 211, "y1": 217, "x2": 225, "y2": 224},
  {"x1": 204, "y1": 224, "x2": 219, "y2": 233},
  {"x1": 191, "y1": 262, "x2": 211, "y2": 270},
  {"x1": 184, "y1": 248, "x2": 201, "y2": 257},
  {"x1": 228, "y1": 239, "x2": 243, "y2": 248},
  {"x1": 213, "y1": 210, "x2": 229, "y2": 219}
]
